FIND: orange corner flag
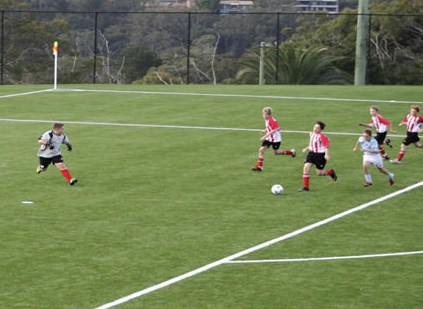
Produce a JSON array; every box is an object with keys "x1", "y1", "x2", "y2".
[{"x1": 52, "y1": 41, "x2": 59, "y2": 55}]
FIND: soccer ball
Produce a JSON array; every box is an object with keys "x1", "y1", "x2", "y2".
[{"x1": 271, "y1": 184, "x2": 284, "y2": 195}]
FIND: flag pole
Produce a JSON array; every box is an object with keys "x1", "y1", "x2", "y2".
[{"x1": 52, "y1": 41, "x2": 59, "y2": 90}]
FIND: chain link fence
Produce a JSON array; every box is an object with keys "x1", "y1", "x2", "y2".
[{"x1": 0, "y1": 10, "x2": 421, "y2": 85}]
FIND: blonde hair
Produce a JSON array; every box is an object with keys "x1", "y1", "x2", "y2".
[{"x1": 262, "y1": 107, "x2": 273, "y2": 115}]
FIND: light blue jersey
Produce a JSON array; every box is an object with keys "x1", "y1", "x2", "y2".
[{"x1": 358, "y1": 136, "x2": 379, "y2": 156}]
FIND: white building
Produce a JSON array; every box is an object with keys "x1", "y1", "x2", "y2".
[
  {"x1": 296, "y1": 0, "x2": 339, "y2": 13},
  {"x1": 219, "y1": 1, "x2": 254, "y2": 13}
]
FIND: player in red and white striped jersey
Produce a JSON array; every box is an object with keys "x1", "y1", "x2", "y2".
[
  {"x1": 358, "y1": 106, "x2": 394, "y2": 160},
  {"x1": 251, "y1": 107, "x2": 296, "y2": 171},
  {"x1": 299, "y1": 121, "x2": 337, "y2": 192},
  {"x1": 390, "y1": 105, "x2": 423, "y2": 163}
]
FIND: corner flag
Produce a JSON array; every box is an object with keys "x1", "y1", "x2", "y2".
[
  {"x1": 52, "y1": 41, "x2": 59, "y2": 55},
  {"x1": 53, "y1": 41, "x2": 58, "y2": 89}
]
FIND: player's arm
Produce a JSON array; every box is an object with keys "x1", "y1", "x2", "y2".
[
  {"x1": 358, "y1": 123, "x2": 372, "y2": 128},
  {"x1": 38, "y1": 138, "x2": 49, "y2": 145},
  {"x1": 353, "y1": 139, "x2": 360, "y2": 152},
  {"x1": 260, "y1": 127, "x2": 279, "y2": 141},
  {"x1": 63, "y1": 136, "x2": 73, "y2": 151},
  {"x1": 324, "y1": 147, "x2": 330, "y2": 161},
  {"x1": 399, "y1": 117, "x2": 407, "y2": 126}
]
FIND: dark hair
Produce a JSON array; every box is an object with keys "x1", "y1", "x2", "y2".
[
  {"x1": 364, "y1": 129, "x2": 372, "y2": 136},
  {"x1": 52, "y1": 123, "x2": 64, "y2": 129},
  {"x1": 411, "y1": 105, "x2": 420, "y2": 113},
  {"x1": 315, "y1": 121, "x2": 326, "y2": 130},
  {"x1": 370, "y1": 106, "x2": 379, "y2": 112}
]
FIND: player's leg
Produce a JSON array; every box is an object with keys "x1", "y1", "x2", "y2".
[
  {"x1": 376, "y1": 132, "x2": 390, "y2": 159},
  {"x1": 299, "y1": 162, "x2": 312, "y2": 192},
  {"x1": 37, "y1": 157, "x2": 51, "y2": 174},
  {"x1": 53, "y1": 157, "x2": 77, "y2": 185},
  {"x1": 252, "y1": 146, "x2": 266, "y2": 171},
  {"x1": 363, "y1": 160, "x2": 373, "y2": 186},
  {"x1": 315, "y1": 155, "x2": 337, "y2": 181},
  {"x1": 376, "y1": 165, "x2": 395, "y2": 186},
  {"x1": 273, "y1": 143, "x2": 296, "y2": 157}
]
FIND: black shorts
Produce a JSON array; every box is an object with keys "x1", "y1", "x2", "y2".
[
  {"x1": 375, "y1": 131, "x2": 387, "y2": 145},
  {"x1": 39, "y1": 155, "x2": 64, "y2": 169},
  {"x1": 403, "y1": 132, "x2": 420, "y2": 146},
  {"x1": 305, "y1": 152, "x2": 326, "y2": 170},
  {"x1": 261, "y1": 140, "x2": 281, "y2": 150}
]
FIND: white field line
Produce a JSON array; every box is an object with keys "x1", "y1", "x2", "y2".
[
  {"x1": 0, "y1": 118, "x2": 407, "y2": 138},
  {"x1": 60, "y1": 88, "x2": 423, "y2": 105},
  {"x1": 0, "y1": 89, "x2": 53, "y2": 99},
  {"x1": 226, "y1": 250, "x2": 423, "y2": 264},
  {"x1": 93, "y1": 181, "x2": 423, "y2": 309}
]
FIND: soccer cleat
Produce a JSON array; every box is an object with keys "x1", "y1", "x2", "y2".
[
  {"x1": 389, "y1": 175, "x2": 395, "y2": 186},
  {"x1": 390, "y1": 159, "x2": 401, "y2": 164},
  {"x1": 291, "y1": 148, "x2": 297, "y2": 158},
  {"x1": 251, "y1": 166, "x2": 263, "y2": 171},
  {"x1": 298, "y1": 187, "x2": 310, "y2": 192},
  {"x1": 36, "y1": 166, "x2": 42, "y2": 174},
  {"x1": 382, "y1": 154, "x2": 390, "y2": 160},
  {"x1": 70, "y1": 179, "x2": 78, "y2": 186},
  {"x1": 385, "y1": 138, "x2": 393, "y2": 148},
  {"x1": 364, "y1": 182, "x2": 373, "y2": 187},
  {"x1": 329, "y1": 169, "x2": 337, "y2": 181}
]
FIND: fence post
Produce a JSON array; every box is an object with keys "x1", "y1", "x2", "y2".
[
  {"x1": 367, "y1": 13, "x2": 372, "y2": 84},
  {"x1": 186, "y1": 12, "x2": 191, "y2": 84},
  {"x1": 275, "y1": 12, "x2": 280, "y2": 84},
  {"x1": 1, "y1": 10, "x2": 4, "y2": 85},
  {"x1": 93, "y1": 12, "x2": 98, "y2": 84}
]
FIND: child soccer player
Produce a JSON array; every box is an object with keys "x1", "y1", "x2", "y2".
[
  {"x1": 390, "y1": 105, "x2": 423, "y2": 164},
  {"x1": 37, "y1": 123, "x2": 77, "y2": 185},
  {"x1": 251, "y1": 107, "x2": 296, "y2": 171},
  {"x1": 353, "y1": 129, "x2": 395, "y2": 187},
  {"x1": 358, "y1": 105, "x2": 393, "y2": 160},
  {"x1": 299, "y1": 121, "x2": 337, "y2": 192}
]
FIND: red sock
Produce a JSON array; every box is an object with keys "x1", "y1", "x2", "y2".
[
  {"x1": 398, "y1": 150, "x2": 405, "y2": 161},
  {"x1": 325, "y1": 169, "x2": 334, "y2": 176},
  {"x1": 282, "y1": 150, "x2": 293, "y2": 155},
  {"x1": 379, "y1": 146, "x2": 386, "y2": 156},
  {"x1": 60, "y1": 168, "x2": 72, "y2": 182},
  {"x1": 302, "y1": 174, "x2": 310, "y2": 189},
  {"x1": 257, "y1": 158, "x2": 263, "y2": 167}
]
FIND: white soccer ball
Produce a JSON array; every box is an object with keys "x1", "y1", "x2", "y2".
[{"x1": 271, "y1": 184, "x2": 284, "y2": 195}]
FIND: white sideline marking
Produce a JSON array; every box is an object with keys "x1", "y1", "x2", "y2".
[
  {"x1": 93, "y1": 181, "x2": 423, "y2": 309},
  {"x1": 0, "y1": 89, "x2": 52, "y2": 99},
  {"x1": 0, "y1": 118, "x2": 407, "y2": 138},
  {"x1": 61, "y1": 88, "x2": 423, "y2": 105},
  {"x1": 226, "y1": 250, "x2": 423, "y2": 264}
]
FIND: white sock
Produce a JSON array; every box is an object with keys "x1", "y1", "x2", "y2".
[{"x1": 365, "y1": 175, "x2": 372, "y2": 183}]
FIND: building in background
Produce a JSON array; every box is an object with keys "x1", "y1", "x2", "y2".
[
  {"x1": 218, "y1": 1, "x2": 254, "y2": 13},
  {"x1": 296, "y1": 0, "x2": 339, "y2": 13}
]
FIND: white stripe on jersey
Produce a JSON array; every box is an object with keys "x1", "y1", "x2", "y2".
[
  {"x1": 308, "y1": 132, "x2": 329, "y2": 153},
  {"x1": 405, "y1": 115, "x2": 423, "y2": 133}
]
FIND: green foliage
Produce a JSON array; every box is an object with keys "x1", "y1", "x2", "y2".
[
  {"x1": 195, "y1": 0, "x2": 220, "y2": 12},
  {"x1": 237, "y1": 44, "x2": 352, "y2": 84},
  {"x1": 120, "y1": 46, "x2": 162, "y2": 83}
]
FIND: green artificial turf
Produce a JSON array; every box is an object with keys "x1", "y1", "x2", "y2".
[{"x1": 0, "y1": 85, "x2": 422, "y2": 309}]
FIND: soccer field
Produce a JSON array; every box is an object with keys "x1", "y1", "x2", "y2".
[{"x1": 0, "y1": 84, "x2": 422, "y2": 309}]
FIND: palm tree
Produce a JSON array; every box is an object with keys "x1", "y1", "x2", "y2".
[{"x1": 236, "y1": 44, "x2": 352, "y2": 84}]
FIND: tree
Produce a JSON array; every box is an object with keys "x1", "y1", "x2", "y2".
[
  {"x1": 195, "y1": 0, "x2": 219, "y2": 12},
  {"x1": 120, "y1": 46, "x2": 162, "y2": 83},
  {"x1": 236, "y1": 44, "x2": 352, "y2": 84}
]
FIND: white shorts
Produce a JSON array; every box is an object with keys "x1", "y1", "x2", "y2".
[{"x1": 363, "y1": 154, "x2": 383, "y2": 168}]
